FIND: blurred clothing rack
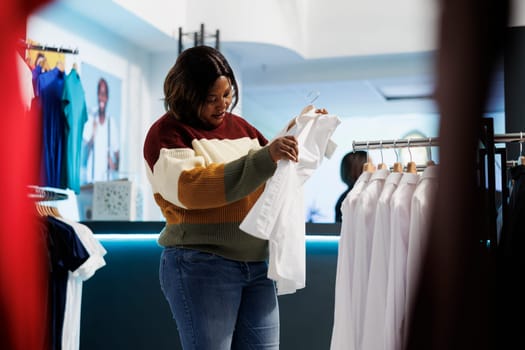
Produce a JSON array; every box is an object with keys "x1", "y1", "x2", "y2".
[
  {"x1": 28, "y1": 185, "x2": 69, "y2": 201},
  {"x1": 19, "y1": 39, "x2": 79, "y2": 54},
  {"x1": 493, "y1": 132, "x2": 525, "y2": 144},
  {"x1": 353, "y1": 137, "x2": 439, "y2": 151},
  {"x1": 353, "y1": 132, "x2": 525, "y2": 152}
]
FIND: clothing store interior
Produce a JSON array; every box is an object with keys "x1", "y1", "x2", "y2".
[{"x1": 2, "y1": 0, "x2": 524, "y2": 349}]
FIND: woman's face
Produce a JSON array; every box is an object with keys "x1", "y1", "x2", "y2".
[{"x1": 198, "y1": 76, "x2": 232, "y2": 128}]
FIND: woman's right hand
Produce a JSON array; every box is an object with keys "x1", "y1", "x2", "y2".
[{"x1": 268, "y1": 135, "x2": 299, "y2": 163}]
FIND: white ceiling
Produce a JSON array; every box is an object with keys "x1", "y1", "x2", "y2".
[{"x1": 37, "y1": 0, "x2": 505, "y2": 118}]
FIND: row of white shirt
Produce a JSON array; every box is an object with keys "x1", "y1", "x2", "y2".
[{"x1": 331, "y1": 164, "x2": 438, "y2": 350}]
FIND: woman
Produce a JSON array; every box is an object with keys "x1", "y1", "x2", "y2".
[
  {"x1": 143, "y1": 46, "x2": 302, "y2": 349},
  {"x1": 334, "y1": 150, "x2": 368, "y2": 222}
]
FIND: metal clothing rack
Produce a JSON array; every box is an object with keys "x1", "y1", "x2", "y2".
[
  {"x1": 20, "y1": 39, "x2": 79, "y2": 55},
  {"x1": 352, "y1": 123, "x2": 525, "y2": 253},
  {"x1": 178, "y1": 23, "x2": 220, "y2": 55},
  {"x1": 28, "y1": 185, "x2": 69, "y2": 201},
  {"x1": 353, "y1": 136, "x2": 439, "y2": 151},
  {"x1": 352, "y1": 132, "x2": 525, "y2": 152}
]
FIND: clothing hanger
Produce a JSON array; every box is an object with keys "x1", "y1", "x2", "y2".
[
  {"x1": 392, "y1": 140, "x2": 403, "y2": 172},
  {"x1": 35, "y1": 203, "x2": 62, "y2": 218},
  {"x1": 405, "y1": 138, "x2": 417, "y2": 174},
  {"x1": 377, "y1": 140, "x2": 388, "y2": 170},
  {"x1": 519, "y1": 131, "x2": 525, "y2": 165},
  {"x1": 362, "y1": 141, "x2": 376, "y2": 173},
  {"x1": 29, "y1": 186, "x2": 65, "y2": 218},
  {"x1": 305, "y1": 90, "x2": 320, "y2": 105},
  {"x1": 28, "y1": 185, "x2": 68, "y2": 201},
  {"x1": 427, "y1": 137, "x2": 436, "y2": 166},
  {"x1": 56, "y1": 60, "x2": 65, "y2": 72}
]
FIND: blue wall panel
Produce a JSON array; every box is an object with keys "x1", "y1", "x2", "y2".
[{"x1": 80, "y1": 235, "x2": 339, "y2": 350}]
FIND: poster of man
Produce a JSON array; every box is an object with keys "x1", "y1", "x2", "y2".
[{"x1": 80, "y1": 63, "x2": 121, "y2": 184}]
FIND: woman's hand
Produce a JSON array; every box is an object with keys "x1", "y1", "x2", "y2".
[
  {"x1": 286, "y1": 106, "x2": 329, "y2": 131},
  {"x1": 268, "y1": 135, "x2": 299, "y2": 163}
]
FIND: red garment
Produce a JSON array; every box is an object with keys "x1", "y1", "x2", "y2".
[{"x1": 0, "y1": 1, "x2": 53, "y2": 349}]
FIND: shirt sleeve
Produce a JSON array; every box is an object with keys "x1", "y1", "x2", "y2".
[{"x1": 146, "y1": 145, "x2": 276, "y2": 210}]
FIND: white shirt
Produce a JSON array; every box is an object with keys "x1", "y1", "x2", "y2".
[
  {"x1": 240, "y1": 108, "x2": 340, "y2": 295},
  {"x1": 59, "y1": 218, "x2": 106, "y2": 350},
  {"x1": 404, "y1": 165, "x2": 439, "y2": 341},
  {"x1": 350, "y1": 168, "x2": 390, "y2": 349},
  {"x1": 330, "y1": 170, "x2": 372, "y2": 350},
  {"x1": 384, "y1": 172, "x2": 419, "y2": 350},
  {"x1": 361, "y1": 172, "x2": 403, "y2": 350}
]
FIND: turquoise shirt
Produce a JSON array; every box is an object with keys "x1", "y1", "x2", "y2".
[{"x1": 62, "y1": 68, "x2": 88, "y2": 193}]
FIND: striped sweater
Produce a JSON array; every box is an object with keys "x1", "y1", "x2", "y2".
[{"x1": 143, "y1": 112, "x2": 277, "y2": 261}]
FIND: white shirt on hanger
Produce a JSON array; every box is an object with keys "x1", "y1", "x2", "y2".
[
  {"x1": 59, "y1": 218, "x2": 106, "y2": 350},
  {"x1": 330, "y1": 170, "x2": 372, "y2": 350},
  {"x1": 404, "y1": 165, "x2": 439, "y2": 341},
  {"x1": 384, "y1": 172, "x2": 420, "y2": 350},
  {"x1": 240, "y1": 107, "x2": 340, "y2": 295},
  {"x1": 350, "y1": 168, "x2": 390, "y2": 349},
  {"x1": 361, "y1": 171, "x2": 403, "y2": 350}
]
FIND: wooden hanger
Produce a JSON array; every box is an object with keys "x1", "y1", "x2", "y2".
[
  {"x1": 426, "y1": 137, "x2": 436, "y2": 166},
  {"x1": 405, "y1": 139, "x2": 417, "y2": 173},
  {"x1": 392, "y1": 162, "x2": 403, "y2": 172},
  {"x1": 363, "y1": 162, "x2": 377, "y2": 173},
  {"x1": 35, "y1": 203, "x2": 62, "y2": 218},
  {"x1": 406, "y1": 161, "x2": 417, "y2": 174},
  {"x1": 377, "y1": 140, "x2": 388, "y2": 170},
  {"x1": 363, "y1": 141, "x2": 376, "y2": 172},
  {"x1": 392, "y1": 140, "x2": 403, "y2": 172}
]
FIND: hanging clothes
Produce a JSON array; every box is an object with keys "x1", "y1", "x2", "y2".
[
  {"x1": 332, "y1": 157, "x2": 440, "y2": 350},
  {"x1": 62, "y1": 67, "x2": 88, "y2": 193},
  {"x1": 404, "y1": 165, "x2": 439, "y2": 341},
  {"x1": 44, "y1": 215, "x2": 90, "y2": 350},
  {"x1": 240, "y1": 106, "x2": 340, "y2": 295},
  {"x1": 496, "y1": 163, "x2": 525, "y2": 345},
  {"x1": 59, "y1": 218, "x2": 106, "y2": 350},
  {"x1": 384, "y1": 172, "x2": 420, "y2": 350},
  {"x1": 350, "y1": 168, "x2": 390, "y2": 349},
  {"x1": 38, "y1": 67, "x2": 67, "y2": 188},
  {"x1": 330, "y1": 170, "x2": 372, "y2": 350},
  {"x1": 362, "y1": 171, "x2": 403, "y2": 350}
]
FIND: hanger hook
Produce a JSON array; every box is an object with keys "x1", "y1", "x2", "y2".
[
  {"x1": 366, "y1": 141, "x2": 370, "y2": 163},
  {"x1": 380, "y1": 140, "x2": 384, "y2": 164},
  {"x1": 305, "y1": 90, "x2": 320, "y2": 105},
  {"x1": 407, "y1": 138, "x2": 413, "y2": 162},
  {"x1": 428, "y1": 137, "x2": 433, "y2": 161},
  {"x1": 393, "y1": 139, "x2": 399, "y2": 162},
  {"x1": 520, "y1": 131, "x2": 523, "y2": 157}
]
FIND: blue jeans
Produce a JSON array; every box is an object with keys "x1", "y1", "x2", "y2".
[{"x1": 159, "y1": 247, "x2": 280, "y2": 350}]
